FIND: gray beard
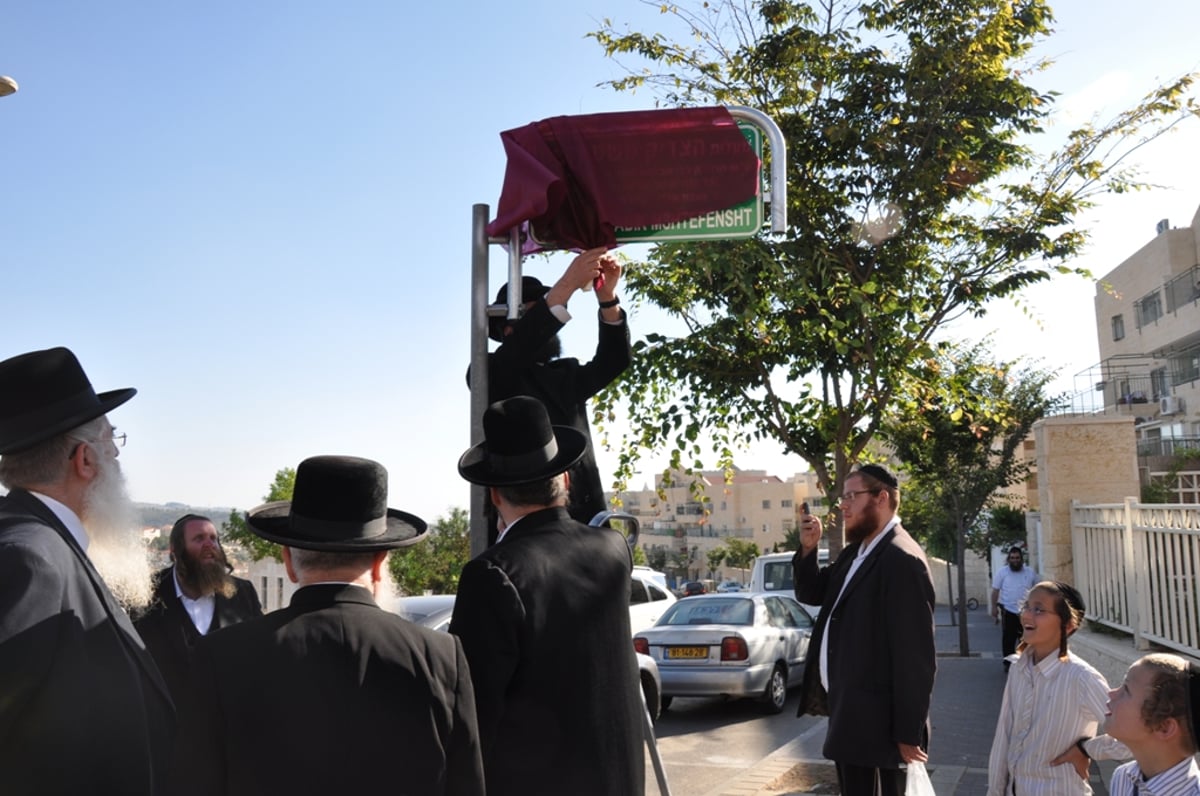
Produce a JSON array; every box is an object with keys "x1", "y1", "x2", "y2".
[{"x1": 83, "y1": 457, "x2": 153, "y2": 611}]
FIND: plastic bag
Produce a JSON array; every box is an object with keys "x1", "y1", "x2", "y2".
[{"x1": 905, "y1": 762, "x2": 935, "y2": 796}]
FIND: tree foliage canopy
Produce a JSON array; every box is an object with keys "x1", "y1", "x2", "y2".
[
  {"x1": 221, "y1": 467, "x2": 295, "y2": 562},
  {"x1": 884, "y1": 340, "x2": 1061, "y2": 560},
  {"x1": 388, "y1": 507, "x2": 471, "y2": 596},
  {"x1": 589, "y1": 0, "x2": 1198, "y2": 548}
]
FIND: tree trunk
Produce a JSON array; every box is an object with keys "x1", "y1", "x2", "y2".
[
  {"x1": 945, "y1": 560, "x2": 956, "y2": 627},
  {"x1": 956, "y1": 514, "x2": 971, "y2": 656}
]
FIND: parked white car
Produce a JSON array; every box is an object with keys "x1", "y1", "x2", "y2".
[
  {"x1": 634, "y1": 593, "x2": 814, "y2": 714},
  {"x1": 630, "y1": 567, "x2": 677, "y2": 634}
]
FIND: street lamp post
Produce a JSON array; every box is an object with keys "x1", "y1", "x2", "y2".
[{"x1": 0, "y1": 76, "x2": 19, "y2": 98}]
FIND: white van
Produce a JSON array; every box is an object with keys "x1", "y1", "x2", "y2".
[{"x1": 747, "y1": 549, "x2": 829, "y2": 594}]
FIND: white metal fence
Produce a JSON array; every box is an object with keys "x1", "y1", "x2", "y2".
[{"x1": 1071, "y1": 498, "x2": 1200, "y2": 658}]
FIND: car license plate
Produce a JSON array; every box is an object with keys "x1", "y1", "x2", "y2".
[{"x1": 666, "y1": 646, "x2": 708, "y2": 659}]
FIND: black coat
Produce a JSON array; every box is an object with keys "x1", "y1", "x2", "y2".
[
  {"x1": 793, "y1": 524, "x2": 936, "y2": 769},
  {"x1": 0, "y1": 489, "x2": 175, "y2": 795},
  {"x1": 170, "y1": 584, "x2": 483, "y2": 796},
  {"x1": 133, "y1": 565, "x2": 262, "y2": 703},
  {"x1": 449, "y1": 506, "x2": 645, "y2": 796},
  {"x1": 484, "y1": 300, "x2": 631, "y2": 524}
]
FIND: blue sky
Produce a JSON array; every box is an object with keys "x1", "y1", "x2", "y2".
[{"x1": 2, "y1": 1, "x2": 1197, "y2": 522}]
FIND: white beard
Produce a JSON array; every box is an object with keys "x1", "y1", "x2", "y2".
[
  {"x1": 371, "y1": 565, "x2": 398, "y2": 607},
  {"x1": 82, "y1": 455, "x2": 152, "y2": 611}
]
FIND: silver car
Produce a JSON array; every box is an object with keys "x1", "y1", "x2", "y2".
[
  {"x1": 395, "y1": 593, "x2": 664, "y2": 721},
  {"x1": 633, "y1": 593, "x2": 814, "y2": 714}
]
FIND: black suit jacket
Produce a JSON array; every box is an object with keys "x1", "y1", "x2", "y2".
[
  {"x1": 171, "y1": 584, "x2": 483, "y2": 796},
  {"x1": 449, "y1": 506, "x2": 645, "y2": 796},
  {"x1": 0, "y1": 488, "x2": 175, "y2": 795},
  {"x1": 484, "y1": 300, "x2": 632, "y2": 524},
  {"x1": 133, "y1": 565, "x2": 262, "y2": 703},
  {"x1": 793, "y1": 523, "x2": 936, "y2": 769}
]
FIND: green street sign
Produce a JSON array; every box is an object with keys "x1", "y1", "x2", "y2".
[{"x1": 612, "y1": 122, "x2": 763, "y2": 243}]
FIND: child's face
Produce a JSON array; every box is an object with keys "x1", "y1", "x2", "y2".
[
  {"x1": 1019, "y1": 588, "x2": 1065, "y2": 657},
  {"x1": 1105, "y1": 663, "x2": 1155, "y2": 746}
]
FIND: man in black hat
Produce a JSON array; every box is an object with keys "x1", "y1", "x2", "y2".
[
  {"x1": 477, "y1": 246, "x2": 630, "y2": 529},
  {"x1": 170, "y1": 455, "x2": 483, "y2": 796},
  {"x1": 0, "y1": 346, "x2": 175, "y2": 795},
  {"x1": 792, "y1": 464, "x2": 936, "y2": 796},
  {"x1": 133, "y1": 513, "x2": 263, "y2": 702},
  {"x1": 450, "y1": 396, "x2": 645, "y2": 796}
]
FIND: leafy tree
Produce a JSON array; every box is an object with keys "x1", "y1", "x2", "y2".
[
  {"x1": 589, "y1": 0, "x2": 1198, "y2": 555},
  {"x1": 632, "y1": 544, "x2": 648, "y2": 566},
  {"x1": 883, "y1": 341, "x2": 1062, "y2": 654},
  {"x1": 985, "y1": 503, "x2": 1028, "y2": 553},
  {"x1": 669, "y1": 544, "x2": 700, "y2": 581},
  {"x1": 1141, "y1": 448, "x2": 1200, "y2": 503},
  {"x1": 781, "y1": 526, "x2": 802, "y2": 552},
  {"x1": 389, "y1": 507, "x2": 471, "y2": 596},
  {"x1": 221, "y1": 467, "x2": 296, "y2": 562},
  {"x1": 706, "y1": 545, "x2": 728, "y2": 578},
  {"x1": 643, "y1": 545, "x2": 669, "y2": 572},
  {"x1": 724, "y1": 537, "x2": 761, "y2": 577}
]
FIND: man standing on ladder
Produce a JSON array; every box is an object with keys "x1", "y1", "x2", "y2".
[{"x1": 476, "y1": 246, "x2": 630, "y2": 534}]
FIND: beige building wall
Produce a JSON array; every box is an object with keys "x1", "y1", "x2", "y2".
[
  {"x1": 611, "y1": 466, "x2": 825, "y2": 583},
  {"x1": 1032, "y1": 415, "x2": 1140, "y2": 582},
  {"x1": 1090, "y1": 204, "x2": 1200, "y2": 458}
]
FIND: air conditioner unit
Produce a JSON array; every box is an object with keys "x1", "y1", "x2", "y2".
[
  {"x1": 1155, "y1": 218, "x2": 1170, "y2": 235},
  {"x1": 1160, "y1": 396, "x2": 1183, "y2": 415}
]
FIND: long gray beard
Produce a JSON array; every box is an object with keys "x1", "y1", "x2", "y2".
[{"x1": 83, "y1": 458, "x2": 153, "y2": 611}]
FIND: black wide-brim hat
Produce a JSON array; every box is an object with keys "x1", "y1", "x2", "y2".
[
  {"x1": 247, "y1": 455, "x2": 427, "y2": 552},
  {"x1": 459, "y1": 396, "x2": 586, "y2": 486},
  {"x1": 0, "y1": 347, "x2": 137, "y2": 455},
  {"x1": 488, "y1": 276, "x2": 550, "y2": 342}
]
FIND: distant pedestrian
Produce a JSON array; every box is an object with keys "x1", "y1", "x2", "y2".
[
  {"x1": 991, "y1": 546, "x2": 1037, "y2": 670},
  {"x1": 134, "y1": 514, "x2": 262, "y2": 702},
  {"x1": 1101, "y1": 653, "x2": 1200, "y2": 795},
  {"x1": 986, "y1": 581, "x2": 1129, "y2": 795},
  {"x1": 450, "y1": 396, "x2": 645, "y2": 796},
  {"x1": 792, "y1": 464, "x2": 936, "y2": 796},
  {"x1": 0, "y1": 346, "x2": 174, "y2": 795},
  {"x1": 170, "y1": 455, "x2": 484, "y2": 796}
]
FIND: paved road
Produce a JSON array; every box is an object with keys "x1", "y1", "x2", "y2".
[
  {"x1": 645, "y1": 692, "x2": 822, "y2": 795},
  {"x1": 644, "y1": 603, "x2": 1117, "y2": 795}
]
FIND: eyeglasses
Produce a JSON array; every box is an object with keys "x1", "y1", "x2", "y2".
[
  {"x1": 839, "y1": 489, "x2": 880, "y2": 504},
  {"x1": 1017, "y1": 601, "x2": 1052, "y2": 617},
  {"x1": 67, "y1": 429, "x2": 127, "y2": 457}
]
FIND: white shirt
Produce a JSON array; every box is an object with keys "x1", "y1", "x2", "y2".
[
  {"x1": 1110, "y1": 756, "x2": 1200, "y2": 796},
  {"x1": 987, "y1": 650, "x2": 1131, "y2": 795},
  {"x1": 28, "y1": 491, "x2": 89, "y2": 553},
  {"x1": 818, "y1": 516, "x2": 899, "y2": 692},
  {"x1": 173, "y1": 566, "x2": 215, "y2": 635},
  {"x1": 993, "y1": 565, "x2": 1038, "y2": 613},
  {"x1": 495, "y1": 513, "x2": 528, "y2": 544}
]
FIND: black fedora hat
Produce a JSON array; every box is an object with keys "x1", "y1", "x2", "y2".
[
  {"x1": 247, "y1": 456, "x2": 427, "y2": 551},
  {"x1": 488, "y1": 276, "x2": 550, "y2": 342},
  {"x1": 0, "y1": 347, "x2": 137, "y2": 455},
  {"x1": 458, "y1": 396, "x2": 586, "y2": 486}
]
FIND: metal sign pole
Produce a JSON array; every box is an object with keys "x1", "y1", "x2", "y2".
[
  {"x1": 469, "y1": 204, "x2": 493, "y2": 557},
  {"x1": 727, "y1": 105, "x2": 788, "y2": 234}
]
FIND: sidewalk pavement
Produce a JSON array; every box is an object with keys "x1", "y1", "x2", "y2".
[{"x1": 707, "y1": 605, "x2": 1119, "y2": 796}]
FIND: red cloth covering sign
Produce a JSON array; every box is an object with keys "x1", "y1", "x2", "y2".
[{"x1": 487, "y1": 107, "x2": 760, "y2": 251}]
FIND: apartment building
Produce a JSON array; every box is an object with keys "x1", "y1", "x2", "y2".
[
  {"x1": 1089, "y1": 201, "x2": 1200, "y2": 497},
  {"x1": 609, "y1": 466, "x2": 827, "y2": 583}
]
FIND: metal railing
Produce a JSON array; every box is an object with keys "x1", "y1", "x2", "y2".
[{"x1": 1072, "y1": 498, "x2": 1200, "y2": 657}]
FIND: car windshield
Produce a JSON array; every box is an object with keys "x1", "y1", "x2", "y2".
[{"x1": 660, "y1": 598, "x2": 754, "y2": 626}]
